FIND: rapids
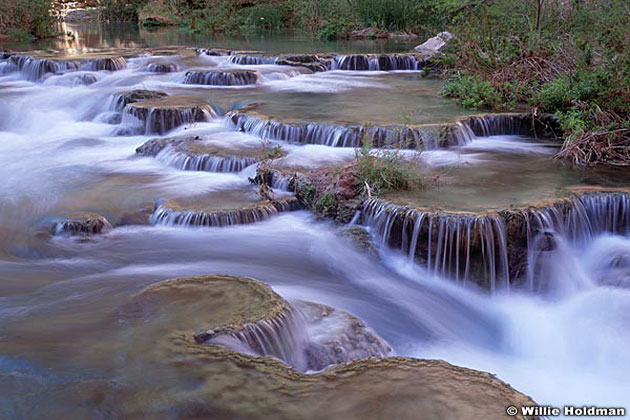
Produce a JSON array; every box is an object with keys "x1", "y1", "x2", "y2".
[{"x1": 0, "y1": 26, "x2": 629, "y2": 418}]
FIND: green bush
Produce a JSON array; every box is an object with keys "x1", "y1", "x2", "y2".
[
  {"x1": 354, "y1": 137, "x2": 418, "y2": 195},
  {"x1": 439, "y1": 73, "x2": 498, "y2": 110},
  {"x1": 537, "y1": 71, "x2": 604, "y2": 112},
  {"x1": 240, "y1": 4, "x2": 287, "y2": 29},
  {"x1": 1, "y1": 0, "x2": 55, "y2": 39}
]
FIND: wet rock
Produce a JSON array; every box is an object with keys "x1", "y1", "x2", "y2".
[
  {"x1": 136, "y1": 136, "x2": 261, "y2": 172},
  {"x1": 115, "y1": 274, "x2": 539, "y2": 419},
  {"x1": 117, "y1": 204, "x2": 155, "y2": 226},
  {"x1": 50, "y1": 213, "x2": 112, "y2": 236},
  {"x1": 147, "y1": 62, "x2": 179, "y2": 73},
  {"x1": 150, "y1": 197, "x2": 303, "y2": 227},
  {"x1": 112, "y1": 89, "x2": 168, "y2": 112},
  {"x1": 81, "y1": 56, "x2": 126, "y2": 71},
  {"x1": 414, "y1": 31, "x2": 453, "y2": 60},
  {"x1": 341, "y1": 227, "x2": 377, "y2": 256},
  {"x1": 331, "y1": 53, "x2": 423, "y2": 71},
  {"x1": 122, "y1": 96, "x2": 217, "y2": 135},
  {"x1": 296, "y1": 300, "x2": 391, "y2": 370},
  {"x1": 183, "y1": 69, "x2": 259, "y2": 86}
]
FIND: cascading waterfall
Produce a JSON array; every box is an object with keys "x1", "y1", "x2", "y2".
[
  {"x1": 361, "y1": 192, "x2": 630, "y2": 293},
  {"x1": 80, "y1": 56, "x2": 127, "y2": 71},
  {"x1": 197, "y1": 305, "x2": 310, "y2": 372},
  {"x1": 154, "y1": 147, "x2": 258, "y2": 172},
  {"x1": 110, "y1": 90, "x2": 169, "y2": 112},
  {"x1": 229, "y1": 55, "x2": 279, "y2": 65},
  {"x1": 7, "y1": 55, "x2": 79, "y2": 81},
  {"x1": 330, "y1": 54, "x2": 423, "y2": 71},
  {"x1": 229, "y1": 112, "x2": 430, "y2": 149},
  {"x1": 361, "y1": 198, "x2": 510, "y2": 292},
  {"x1": 196, "y1": 300, "x2": 393, "y2": 373},
  {"x1": 121, "y1": 104, "x2": 217, "y2": 135},
  {"x1": 520, "y1": 192, "x2": 630, "y2": 293},
  {"x1": 183, "y1": 70, "x2": 259, "y2": 86},
  {"x1": 150, "y1": 198, "x2": 303, "y2": 227}
]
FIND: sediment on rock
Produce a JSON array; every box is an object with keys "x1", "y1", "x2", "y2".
[
  {"x1": 360, "y1": 190, "x2": 630, "y2": 292},
  {"x1": 49, "y1": 213, "x2": 112, "y2": 236},
  {"x1": 121, "y1": 97, "x2": 218, "y2": 135},
  {"x1": 183, "y1": 69, "x2": 259, "y2": 86},
  {"x1": 147, "y1": 62, "x2": 180, "y2": 73},
  {"x1": 7, "y1": 55, "x2": 79, "y2": 81},
  {"x1": 150, "y1": 197, "x2": 303, "y2": 227},
  {"x1": 118, "y1": 274, "x2": 538, "y2": 419},
  {"x1": 136, "y1": 136, "x2": 260, "y2": 172},
  {"x1": 228, "y1": 108, "x2": 556, "y2": 150},
  {"x1": 80, "y1": 56, "x2": 126, "y2": 71},
  {"x1": 111, "y1": 89, "x2": 168, "y2": 112}
]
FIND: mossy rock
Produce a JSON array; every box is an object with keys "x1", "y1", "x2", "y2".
[{"x1": 111, "y1": 274, "x2": 539, "y2": 419}]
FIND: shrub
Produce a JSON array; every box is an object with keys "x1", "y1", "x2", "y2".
[
  {"x1": 354, "y1": 137, "x2": 419, "y2": 196},
  {"x1": 0, "y1": 0, "x2": 55, "y2": 39},
  {"x1": 440, "y1": 73, "x2": 498, "y2": 110}
]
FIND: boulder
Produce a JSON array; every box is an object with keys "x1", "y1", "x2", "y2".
[
  {"x1": 50, "y1": 213, "x2": 112, "y2": 237},
  {"x1": 414, "y1": 31, "x2": 453, "y2": 60}
]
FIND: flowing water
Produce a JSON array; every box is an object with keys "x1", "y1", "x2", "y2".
[{"x1": 1, "y1": 24, "x2": 629, "y2": 418}]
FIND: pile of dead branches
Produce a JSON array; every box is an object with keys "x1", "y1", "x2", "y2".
[{"x1": 555, "y1": 106, "x2": 630, "y2": 167}]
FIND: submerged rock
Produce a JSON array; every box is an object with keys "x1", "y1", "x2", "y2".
[
  {"x1": 114, "y1": 274, "x2": 539, "y2": 419},
  {"x1": 183, "y1": 69, "x2": 259, "y2": 86},
  {"x1": 50, "y1": 213, "x2": 112, "y2": 237}
]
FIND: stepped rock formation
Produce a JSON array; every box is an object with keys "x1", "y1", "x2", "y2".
[
  {"x1": 136, "y1": 136, "x2": 260, "y2": 172},
  {"x1": 184, "y1": 69, "x2": 259, "y2": 86},
  {"x1": 2, "y1": 54, "x2": 126, "y2": 81},
  {"x1": 122, "y1": 96, "x2": 218, "y2": 134},
  {"x1": 150, "y1": 197, "x2": 303, "y2": 227},
  {"x1": 112, "y1": 274, "x2": 539, "y2": 419},
  {"x1": 361, "y1": 189, "x2": 630, "y2": 292},
  {"x1": 229, "y1": 107, "x2": 557, "y2": 150},
  {"x1": 111, "y1": 89, "x2": 168, "y2": 112}
]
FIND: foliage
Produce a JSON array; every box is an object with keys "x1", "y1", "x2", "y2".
[
  {"x1": 440, "y1": 73, "x2": 498, "y2": 109},
  {"x1": 100, "y1": 0, "x2": 149, "y2": 21},
  {"x1": 354, "y1": 136, "x2": 419, "y2": 196},
  {"x1": 436, "y1": 0, "x2": 630, "y2": 166},
  {"x1": 0, "y1": 0, "x2": 55, "y2": 39}
]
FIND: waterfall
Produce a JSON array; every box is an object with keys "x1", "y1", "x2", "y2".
[
  {"x1": 198, "y1": 305, "x2": 310, "y2": 372},
  {"x1": 183, "y1": 70, "x2": 259, "y2": 86},
  {"x1": 361, "y1": 192, "x2": 630, "y2": 293},
  {"x1": 361, "y1": 198, "x2": 510, "y2": 292},
  {"x1": 196, "y1": 300, "x2": 392, "y2": 373},
  {"x1": 228, "y1": 112, "x2": 428, "y2": 149},
  {"x1": 150, "y1": 198, "x2": 303, "y2": 227},
  {"x1": 330, "y1": 54, "x2": 423, "y2": 71},
  {"x1": 229, "y1": 55, "x2": 279, "y2": 65},
  {"x1": 80, "y1": 56, "x2": 127, "y2": 71},
  {"x1": 147, "y1": 63, "x2": 179, "y2": 73},
  {"x1": 110, "y1": 90, "x2": 168, "y2": 112},
  {"x1": 121, "y1": 104, "x2": 216, "y2": 135},
  {"x1": 8, "y1": 56, "x2": 79, "y2": 81},
  {"x1": 154, "y1": 147, "x2": 258, "y2": 172}
]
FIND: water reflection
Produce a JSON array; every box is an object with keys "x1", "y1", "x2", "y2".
[{"x1": 5, "y1": 21, "x2": 419, "y2": 54}]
